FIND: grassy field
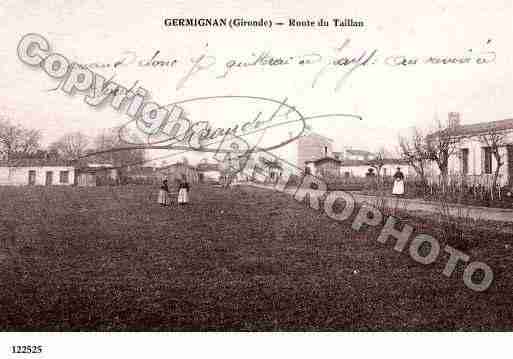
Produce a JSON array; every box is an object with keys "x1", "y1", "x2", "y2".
[{"x1": 0, "y1": 184, "x2": 512, "y2": 331}]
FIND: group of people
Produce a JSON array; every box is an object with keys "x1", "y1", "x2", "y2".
[
  {"x1": 156, "y1": 168, "x2": 404, "y2": 206},
  {"x1": 367, "y1": 166, "x2": 405, "y2": 196},
  {"x1": 158, "y1": 177, "x2": 190, "y2": 206}
]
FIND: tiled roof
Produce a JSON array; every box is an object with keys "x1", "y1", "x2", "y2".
[
  {"x1": 430, "y1": 118, "x2": 513, "y2": 138},
  {"x1": 0, "y1": 158, "x2": 74, "y2": 167},
  {"x1": 78, "y1": 166, "x2": 118, "y2": 173},
  {"x1": 340, "y1": 158, "x2": 408, "y2": 166},
  {"x1": 158, "y1": 162, "x2": 198, "y2": 171},
  {"x1": 305, "y1": 157, "x2": 341, "y2": 165},
  {"x1": 346, "y1": 149, "x2": 375, "y2": 156},
  {"x1": 196, "y1": 163, "x2": 220, "y2": 172}
]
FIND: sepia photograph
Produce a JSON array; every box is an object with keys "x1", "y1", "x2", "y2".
[{"x1": 0, "y1": 0, "x2": 512, "y2": 357}]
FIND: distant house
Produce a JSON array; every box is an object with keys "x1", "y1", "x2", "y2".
[
  {"x1": 158, "y1": 162, "x2": 199, "y2": 184},
  {"x1": 124, "y1": 166, "x2": 161, "y2": 184},
  {"x1": 0, "y1": 158, "x2": 75, "y2": 186},
  {"x1": 342, "y1": 148, "x2": 376, "y2": 161},
  {"x1": 126, "y1": 166, "x2": 158, "y2": 179},
  {"x1": 305, "y1": 157, "x2": 341, "y2": 177},
  {"x1": 304, "y1": 156, "x2": 415, "y2": 181},
  {"x1": 332, "y1": 151, "x2": 343, "y2": 160},
  {"x1": 294, "y1": 131, "x2": 377, "y2": 169},
  {"x1": 427, "y1": 114, "x2": 513, "y2": 187},
  {"x1": 196, "y1": 162, "x2": 222, "y2": 183},
  {"x1": 76, "y1": 164, "x2": 119, "y2": 187},
  {"x1": 297, "y1": 132, "x2": 335, "y2": 169},
  {"x1": 339, "y1": 159, "x2": 413, "y2": 178}
]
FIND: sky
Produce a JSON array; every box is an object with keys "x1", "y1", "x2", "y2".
[{"x1": 0, "y1": 0, "x2": 512, "y2": 166}]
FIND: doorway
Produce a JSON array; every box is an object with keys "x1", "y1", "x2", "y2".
[
  {"x1": 507, "y1": 146, "x2": 513, "y2": 186},
  {"x1": 28, "y1": 170, "x2": 36, "y2": 185},
  {"x1": 45, "y1": 171, "x2": 53, "y2": 185}
]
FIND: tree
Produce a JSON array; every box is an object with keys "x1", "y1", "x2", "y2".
[
  {"x1": 398, "y1": 127, "x2": 430, "y2": 185},
  {"x1": 89, "y1": 127, "x2": 146, "y2": 174},
  {"x1": 49, "y1": 131, "x2": 89, "y2": 160},
  {"x1": 369, "y1": 147, "x2": 388, "y2": 177},
  {"x1": 426, "y1": 118, "x2": 462, "y2": 186},
  {"x1": 479, "y1": 125, "x2": 508, "y2": 190},
  {"x1": 259, "y1": 156, "x2": 283, "y2": 183},
  {"x1": 0, "y1": 116, "x2": 42, "y2": 162}
]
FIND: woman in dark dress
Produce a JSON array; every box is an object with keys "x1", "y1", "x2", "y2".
[
  {"x1": 177, "y1": 178, "x2": 190, "y2": 205},
  {"x1": 158, "y1": 179, "x2": 170, "y2": 206}
]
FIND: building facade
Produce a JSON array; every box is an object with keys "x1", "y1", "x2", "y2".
[
  {"x1": 0, "y1": 159, "x2": 75, "y2": 186},
  {"x1": 428, "y1": 117, "x2": 513, "y2": 187},
  {"x1": 158, "y1": 162, "x2": 199, "y2": 184},
  {"x1": 297, "y1": 132, "x2": 334, "y2": 170},
  {"x1": 339, "y1": 159, "x2": 413, "y2": 178},
  {"x1": 76, "y1": 164, "x2": 119, "y2": 186},
  {"x1": 305, "y1": 157, "x2": 341, "y2": 177},
  {"x1": 196, "y1": 162, "x2": 222, "y2": 183}
]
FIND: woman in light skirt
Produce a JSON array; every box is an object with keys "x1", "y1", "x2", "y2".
[
  {"x1": 392, "y1": 167, "x2": 405, "y2": 196},
  {"x1": 177, "y1": 178, "x2": 190, "y2": 205},
  {"x1": 158, "y1": 179, "x2": 171, "y2": 206}
]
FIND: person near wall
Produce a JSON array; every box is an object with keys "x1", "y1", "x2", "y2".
[
  {"x1": 177, "y1": 176, "x2": 190, "y2": 205},
  {"x1": 365, "y1": 168, "x2": 376, "y2": 177},
  {"x1": 158, "y1": 179, "x2": 170, "y2": 206},
  {"x1": 392, "y1": 167, "x2": 405, "y2": 196}
]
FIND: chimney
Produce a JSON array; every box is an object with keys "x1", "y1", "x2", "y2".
[{"x1": 448, "y1": 112, "x2": 461, "y2": 128}]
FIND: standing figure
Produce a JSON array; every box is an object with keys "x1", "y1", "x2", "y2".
[
  {"x1": 177, "y1": 177, "x2": 190, "y2": 205},
  {"x1": 158, "y1": 179, "x2": 170, "y2": 206},
  {"x1": 392, "y1": 167, "x2": 405, "y2": 196}
]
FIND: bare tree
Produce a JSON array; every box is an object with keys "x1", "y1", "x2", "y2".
[
  {"x1": 479, "y1": 125, "x2": 508, "y2": 190},
  {"x1": 90, "y1": 127, "x2": 146, "y2": 174},
  {"x1": 369, "y1": 147, "x2": 388, "y2": 176},
  {"x1": 259, "y1": 156, "x2": 283, "y2": 182},
  {"x1": 50, "y1": 132, "x2": 89, "y2": 160},
  {"x1": 398, "y1": 127, "x2": 429, "y2": 185},
  {"x1": 426, "y1": 118, "x2": 462, "y2": 185},
  {"x1": 0, "y1": 116, "x2": 42, "y2": 162}
]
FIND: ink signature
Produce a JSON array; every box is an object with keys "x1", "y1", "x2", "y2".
[{"x1": 108, "y1": 96, "x2": 362, "y2": 157}]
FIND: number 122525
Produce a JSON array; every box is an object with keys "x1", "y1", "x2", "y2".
[{"x1": 11, "y1": 346, "x2": 43, "y2": 354}]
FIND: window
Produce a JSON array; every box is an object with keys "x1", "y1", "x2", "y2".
[
  {"x1": 45, "y1": 171, "x2": 53, "y2": 185},
  {"x1": 28, "y1": 170, "x2": 36, "y2": 185},
  {"x1": 60, "y1": 171, "x2": 69, "y2": 184},
  {"x1": 483, "y1": 147, "x2": 492, "y2": 174},
  {"x1": 461, "y1": 148, "x2": 469, "y2": 175}
]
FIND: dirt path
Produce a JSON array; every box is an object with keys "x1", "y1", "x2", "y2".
[{"x1": 243, "y1": 183, "x2": 513, "y2": 223}]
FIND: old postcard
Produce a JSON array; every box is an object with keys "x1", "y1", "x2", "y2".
[{"x1": 0, "y1": 0, "x2": 512, "y2": 357}]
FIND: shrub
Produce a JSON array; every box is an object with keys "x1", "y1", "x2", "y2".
[
  {"x1": 374, "y1": 190, "x2": 409, "y2": 224},
  {"x1": 435, "y1": 195, "x2": 480, "y2": 250}
]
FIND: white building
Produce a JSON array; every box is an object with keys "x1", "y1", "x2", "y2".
[
  {"x1": 196, "y1": 162, "x2": 222, "y2": 183},
  {"x1": 334, "y1": 148, "x2": 376, "y2": 161},
  {"x1": 339, "y1": 159, "x2": 414, "y2": 178},
  {"x1": 75, "y1": 164, "x2": 118, "y2": 186},
  {"x1": 0, "y1": 159, "x2": 75, "y2": 186},
  {"x1": 427, "y1": 117, "x2": 513, "y2": 187},
  {"x1": 274, "y1": 131, "x2": 378, "y2": 172}
]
